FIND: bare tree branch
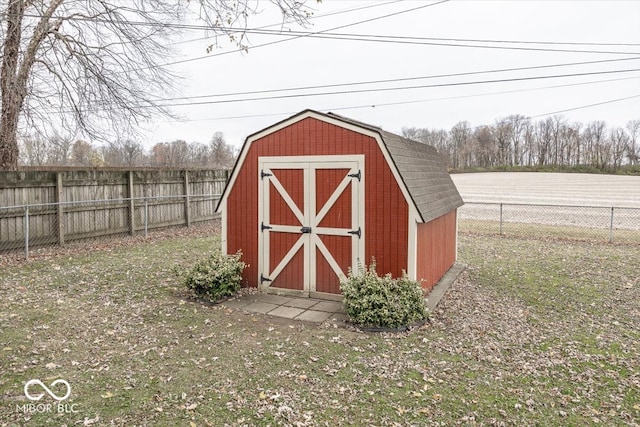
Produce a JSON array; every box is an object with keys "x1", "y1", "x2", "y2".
[{"x1": 0, "y1": 0, "x2": 315, "y2": 169}]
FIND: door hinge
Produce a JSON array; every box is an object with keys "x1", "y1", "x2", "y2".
[
  {"x1": 261, "y1": 170, "x2": 272, "y2": 180},
  {"x1": 260, "y1": 274, "x2": 272, "y2": 283},
  {"x1": 261, "y1": 222, "x2": 272, "y2": 232},
  {"x1": 348, "y1": 170, "x2": 361, "y2": 181},
  {"x1": 348, "y1": 226, "x2": 361, "y2": 239},
  {"x1": 300, "y1": 226, "x2": 312, "y2": 234}
]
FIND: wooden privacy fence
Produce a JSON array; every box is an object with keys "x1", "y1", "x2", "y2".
[{"x1": 0, "y1": 169, "x2": 229, "y2": 256}]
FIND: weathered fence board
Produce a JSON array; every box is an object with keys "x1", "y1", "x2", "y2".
[{"x1": 0, "y1": 169, "x2": 229, "y2": 253}]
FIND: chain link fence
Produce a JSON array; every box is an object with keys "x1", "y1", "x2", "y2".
[
  {"x1": 0, "y1": 194, "x2": 221, "y2": 261},
  {"x1": 4, "y1": 197, "x2": 639, "y2": 263},
  {"x1": 459, "y1": 202, "x2": 640, "y2": 244}
]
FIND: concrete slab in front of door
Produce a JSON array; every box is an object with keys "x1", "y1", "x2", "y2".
[
  {"x1": 223, "y1": 264, "x2": 465, "y2": 325},
  {"x1": 222, "y1": 293, "x2": 346, "y2": 325},
  {"x1": 283, "y1": 298, "x2": 321, "y2": 309},
  {"x1": 243, "y1": 301, "x2": 279, "y2": 314},
  {"x1": 295, "y1": 310, "x2": 332, "y2": 323}
]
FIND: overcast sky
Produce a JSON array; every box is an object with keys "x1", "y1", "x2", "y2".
[{"x1": 144, "y1": 0, "x2": 640, "y2": 149}]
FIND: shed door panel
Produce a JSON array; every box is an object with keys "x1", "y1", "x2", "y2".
[
  {"x1": 259, "y1": 157, "x2": 363, "y2": 295},
  {"x1": 269, "y1": 231, "x2": 304, "y2": 290},
  {"x1": 315, "y1": 169, "x2": 352, "y2": 229},
  {"x1": 314, "y1": 234, "x2": 351, "y2": 294},
  {"x1": 270, "y1": 169, "x2": 304, "y2": 227}
]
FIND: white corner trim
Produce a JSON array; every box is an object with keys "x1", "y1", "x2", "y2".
[
  {"x1": 455, "y1": 208, "x2": 459, "y2": 262},
  {"x1": 407, "y1": 207, "x2": 419, "y2": 280},
  {"x1": 221, "y1": 198, "x2": 228, "y2": 254}
]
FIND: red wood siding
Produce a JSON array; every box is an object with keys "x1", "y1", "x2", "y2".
[
  {"x1": 416, "y1": 209, "x2": 457, "y2": 290},
  {"x1": 226, "y1": 117, "x2": 409, "y2": 287},
  {"x1": 270, "y1": 234, "x2": 304, "y2": 290},
  {"x1": 315, "y1": 235, "x2": 350, "y2": 294}
]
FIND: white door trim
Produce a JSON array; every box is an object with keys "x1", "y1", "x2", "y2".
[{"x1": 258, "y1": 155, "x2": 365, "y2": 295}]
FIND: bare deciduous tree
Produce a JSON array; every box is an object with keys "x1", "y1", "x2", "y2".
[
  {"x1": 405, "y1": 114, "x2": 639, "y2": 172},
  {"x1": 19, "y1": 135, "x2": 48, "y2": 166},
  {"x1": 626, "y1": 120, "x2": 640, "y2": 165},
  {"x1": 450, "y1": 121, "x2": 471, "y2": 169},
  {"x1": 103, "y1": 139, "x2": 144, "y2": 167},
  {"x1": 47, "y1": 131, "x2": 75, "y2": 165},
  {"x1": 209, "y1": 131, "x2": 235, "y2": 168},
  {"x1": 0, "y1": 0, "x2": 315, "y2": 169},
  {"x1": 188, "y1": 142, "x2": 210, "y2": 167},
  {"x1": 71, "y1": 139, "x2": 95, "y2": 166}
]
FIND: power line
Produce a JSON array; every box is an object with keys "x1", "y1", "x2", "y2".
[
  {"x1": 158, "y1": 75, "x2": 640, "y2": 123},
  {"x1": 231, "y1": 29, "x2": 640, "y2": 55},
  {"x1": 153, "y1": 0, "x2": 452, "y2": 68},
  {"x1": 29, "y1": 67, "x2": 640, "y2": 116},
  {"x1": 153, "y1": 68, "x2": 640, "y2": 108},
  {"x1": 19, "y1": 9, "x2": 640, "y2": 49},
  {"x1": 17, "y1": 0, "x2": 451, "y2": 70},
  {"x1": 168, "y1": 0, "x2": 405, "y2": 46},
  {"x1": 530, "y1": 94, "x2": 640, "y2": 119},
  {"x1": 17, "y1": 2, "x2": 639, "y2": 70},
  {"x1": 151, "y1": 56, "x2": 640, "y2": 103},
  {"x1": 332, "y1": 76, "x2": 640, "y2": 114}
]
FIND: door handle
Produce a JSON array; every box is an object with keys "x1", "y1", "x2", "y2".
[{"x1": 300, "y1": 226, "x2": 312, "y2": 233}]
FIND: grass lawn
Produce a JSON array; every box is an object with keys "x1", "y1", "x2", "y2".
[{"x1": 1, "y1": 225, "x2": 638, "y2": 426}]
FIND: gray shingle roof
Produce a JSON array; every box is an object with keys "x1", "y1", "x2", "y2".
[{"x1": 326, "y1": 112, "x2": 464, "y2": 223}]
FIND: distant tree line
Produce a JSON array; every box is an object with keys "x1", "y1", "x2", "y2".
[
  {"x1": 19, "y1": 115, "x2": 640, "y2": 173},
  {"x1": 18, "y1": 131, "x2": 237, "y2": 169},
  {"x1": 403, "y1": 116, "x2": 640, "y2": 173}
]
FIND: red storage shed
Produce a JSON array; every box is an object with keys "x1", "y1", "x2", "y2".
[{"x1": 216, "y1": 110, "x2": 463, "y2": 300}]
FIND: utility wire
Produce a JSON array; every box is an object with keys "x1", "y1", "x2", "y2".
[
  {"x1": 229, "y1": 29, "x2": 640, "y2": 55},
  {"x1": 142, "y1": 0, "x2": 452, "y2": 68},
  {"x1": 19, "y1": 10, "x2": 640, "y2": 48},
  {"x1": 30, "y1": 68, "x2": 640, "y2": 115},
  {"x1": 150, "y1": 56, "x2": 640, "y2": 102},
  {"x1": 158, "y1": 75, "x2": 640, "y2": 123},
  {"x1": 530, "y1": 94, "x2": 640, "y2": 119},
  {"x1": 169, "y1": 0, "x2": 405, "y2": 46},
  {"x1": 17, "y1": 1, "x2": 451, "y2": 70},
  {"x1": 153, "y1": 68, "x2": 640, "y2": 108}
]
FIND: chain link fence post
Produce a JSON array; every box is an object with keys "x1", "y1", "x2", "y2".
[
  {"x1": 609, "y1": 207, "x2": 614, "y2": 243},
  {"x1": 23, "y1": 206, "x2": 29, "y2": 260},
  {"x1": 499, "y1": 203, "x2": 503, "y2": 235},
  {"x1": 144, "y1": 197, "x2": 149, "y2": 238}
]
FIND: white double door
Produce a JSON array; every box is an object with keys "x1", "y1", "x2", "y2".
[{"x1": 258, "y1": 155, "x2": 364, "y2": 296}]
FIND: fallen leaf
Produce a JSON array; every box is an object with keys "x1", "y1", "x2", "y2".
[{"x1": 83, "y1": 416, "x2": 100, "y2": 426}]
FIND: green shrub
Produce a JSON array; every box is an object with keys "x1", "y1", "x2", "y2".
[
  {"x1": 184, "y1": 250, "x2": 246, "y2": 302},
  {"x1": 340, "y1": 262, "x2": 428, "y2": 328}
]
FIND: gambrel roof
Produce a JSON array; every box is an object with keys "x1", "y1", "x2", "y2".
[
  {"x1": 325, "y1": 112, "x2": 463, "y2": 223},
  {"x1": 217, "y1": 110, "x2": 463, "y2": 223}
]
